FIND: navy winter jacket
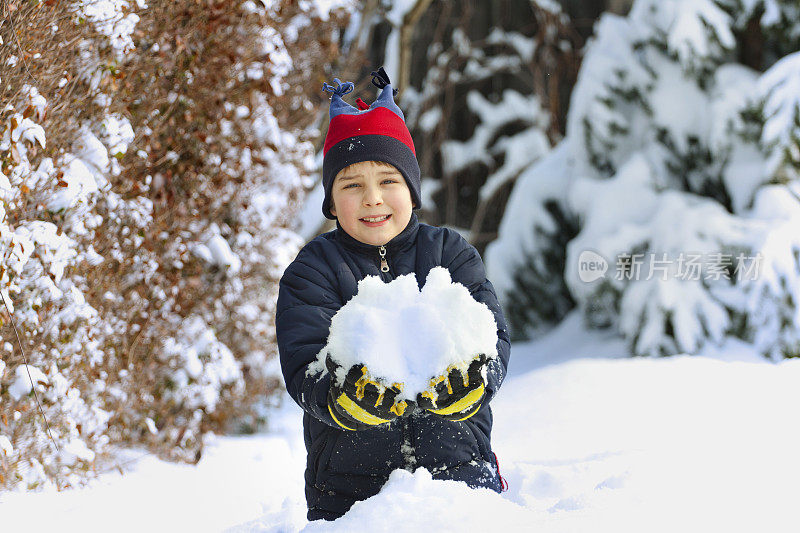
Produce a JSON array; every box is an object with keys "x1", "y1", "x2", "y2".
[{"x1": 275, "y1": 214, "x2": 511, "y2": 521}]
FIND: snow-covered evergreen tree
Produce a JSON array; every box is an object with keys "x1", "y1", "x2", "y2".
[
  {"x1": 487, "y1": 0, "x2": 800, "y2": 357},
  {"x1": 398, "y1": 0, "x2": 577, "y2": 251}
]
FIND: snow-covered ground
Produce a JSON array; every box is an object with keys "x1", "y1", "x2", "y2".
[{"x1": 3, "y1": 312, "x2": 799, "y2": 532}]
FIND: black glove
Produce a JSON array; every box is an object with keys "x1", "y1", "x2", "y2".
[
  {"x1": 416, "y1": 354, "x2": 488, "y2": 421},
  {"x1": 326, "y1": 354, "x2": 410, "y2": 431}
]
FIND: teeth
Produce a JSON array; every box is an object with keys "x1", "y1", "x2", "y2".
[{"x1": 362, "y1": 215, "x2": 389, "y2": 222}]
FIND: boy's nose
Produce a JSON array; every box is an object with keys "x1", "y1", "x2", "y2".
[{"x1": 363, "y1": 186, "x2": 383, "y2": 206}]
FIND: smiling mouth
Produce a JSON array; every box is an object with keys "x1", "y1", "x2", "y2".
[{"x1": 360, "y1": 214, "x2": 391, "y2": 223}]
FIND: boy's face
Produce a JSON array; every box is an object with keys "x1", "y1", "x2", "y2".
[{"x1": 330, "y1": 161, "x2": 414, "y2": 246}]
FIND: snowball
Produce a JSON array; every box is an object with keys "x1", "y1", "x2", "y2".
[{"x1": 322, "y1": 267, "x2": 498, "y2": 397}]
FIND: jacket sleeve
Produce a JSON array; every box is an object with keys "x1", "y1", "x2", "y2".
[
  {"x1": 275, "y1": 254, "x2": 342, "y2": 428},
  {"x1": 444, "y1": 233, "x2": 511, "y2": 407}
]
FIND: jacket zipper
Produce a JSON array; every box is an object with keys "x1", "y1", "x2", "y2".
[
  {"x1": 378, "y1": 244, "x2": 416, "y2": 470},
  {"x1": 407, "y1": 416, "x2": 416, "y2": 471},
  {"x1": 401, "y1": 417, "x2": 417, "y2": 471},
  {"x1": 378, "y1": 245, "x2": 390, "y2": 274}
]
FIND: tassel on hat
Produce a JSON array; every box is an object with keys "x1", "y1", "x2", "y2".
[{"x1": 320, "y1": 67, "x2": 422, "y2": 220}]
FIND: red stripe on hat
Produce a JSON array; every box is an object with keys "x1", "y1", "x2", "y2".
[{"x1": 323, "y1": 107, "x2": 416, "y2": 157}]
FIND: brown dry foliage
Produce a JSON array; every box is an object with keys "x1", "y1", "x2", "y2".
[
  {"x1": 90, "y1": 0, "x2": 353, "y2": 461},
  {"x1": 1, "y1": 0, "x2": 129, "y2": 490},
  {"x1": 0, "y1": 0, "x2": 354, "y2": 488}
]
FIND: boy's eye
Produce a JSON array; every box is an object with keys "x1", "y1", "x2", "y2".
[{"x1": 382, "y1": 178, "x2": 398, "y2": 184}]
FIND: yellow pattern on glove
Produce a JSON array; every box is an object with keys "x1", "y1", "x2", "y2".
[
  {"x1": 429, "y1": 384, "x2": 485, "y2": 416},
  {"x1": 389, "y1": 399, "x2": 408, "y2": 416},
  {"x1": 328, "y1": 403, "x2": 357, "y2": 431},
  {"x1": 417, "y1": 354, "x2": 488, "y2": 420},
  {"x1": 335, "y1": 392, "x2": 394, "y2": 426},
  {"x1": 326, "y1": 355, "x2": 411, "y2": 430},
  {"x1": 451, "y1": 404, "x2": 482, "y2": 421}
]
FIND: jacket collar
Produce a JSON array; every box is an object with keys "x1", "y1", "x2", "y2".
[{"x1": 335, "y1": 213, "x2": 420, "y2": 255}]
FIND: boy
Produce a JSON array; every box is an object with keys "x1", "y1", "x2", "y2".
[{"x1": 275, "y1": 68, "x2": 511, "y2": 521}]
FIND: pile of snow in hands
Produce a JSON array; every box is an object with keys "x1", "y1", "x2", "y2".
[{"x1": 317, "y1": 267, "x2": 498, "y2": 398}]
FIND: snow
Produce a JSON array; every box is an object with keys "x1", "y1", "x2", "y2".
[
  {"x1": 13, "y1": 117, "x2": 46, "y2": 149},
  {"x1": 712, "y1": 65, "x2": 766, "y2": 212},
  {"x1": 0, "y1": 435, "x2": 12, "y2": 457},
  {"x1": 731, "y1": 186, "x2": 800, "y2": 358},
  {"x1": 489, "y1": 0, "x2": 800, "y2": 356},
  {"x1": 487, "y1": 28, "x2": 537, "y2": 63},
  {"x1": 22, "y1": 85, "x2": 47, "y2": 119},
  {"x1": 667, "y1": 0, "x2": 735, "y2": 63},
  {"x1": 4, "y1": 317, "x2": 799, "y2": 532},
  {"x1": 564, "y1": 154, "x2": 660, "y2": 290},
  {"x1": 47, "y1": 156, "x2": 100, "y2": 211},
  {"x1": 299, "y1": 468, "x2": 532, "y2": 532},
  {"x1": 77, "y1": 0, "x2": 148, "y2": 59},
  {"x1": 8, "y1": 364, "x2": 49, "y2": 401},
  {"x1": 160, "y1": 315, "x2": 244, "y2": 412},
  {"x1": 532, "y1": 0, "x2": 563, "y2": 15},
  {"x1": 2, "y1": 426, "x2": 308, "y2": 532},
  {"x1": 482, "y1": 126, "x2": 551, "y2": 201},
  {"x1": 648, "y1": 58, "x2": 710, "y2": 152},
  {"x1": 319, "y1": 267, "x2": 498, "y2": 397},
  {"x1": 759, "y1": 51, "x2": 800, "y2": 149},
  {"x1": 629, "y1": 0, "x2": 735, "y2": 68},
  {"x1": 563, "y1": 163, "x2": 776, "y2": 356},
  {"x1": 489, "y1": 356, "x2": 800, "y2": 533},
  {"x1": 100, "y1": 114, "x2": 136, "y2": 156},
  {"x1": 206, "y1": 233, "x2": 242, "y2": 273},
  {"x1": 15, "y1": 221, "x2": 79, "y2": 285},
  {"x1": 417, "y1": 106, "x2": 441, "y2": 132},
  {"x1": 564, "y1": 13, "x2": 641, "y2": 177},
  {"x1": 485, "y1": 140, "x2": 576, "y2": 300},
  {"x1": 191, "y1": 224, "x2": 243, "y2": 274},
  {"x1": 381, "y1": 0, "x2": 419, "y2": 82},
  {"x1": 61, "y1": 439, "x2": 97, "y2": 464},
  {"x1": 440, "y1": 90, "x2": 547, "y2": 178}
]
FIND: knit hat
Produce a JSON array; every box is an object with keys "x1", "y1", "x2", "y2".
[{"x1": 321, "y1": 67, "x2": 421, "y2": 220}]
